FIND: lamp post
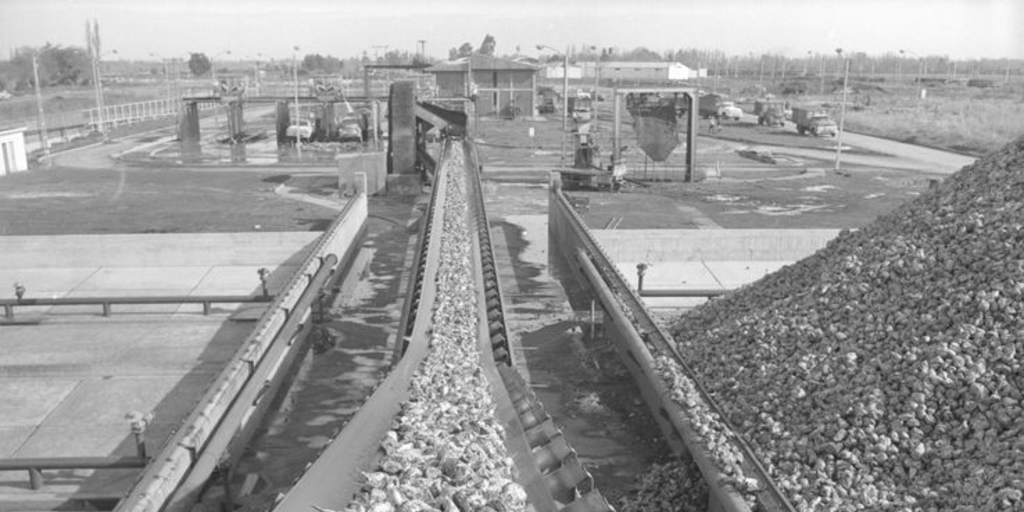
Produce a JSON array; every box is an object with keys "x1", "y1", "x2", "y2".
[
  {"x1": 148, "y1": 53, "x2": 171, "y2": 100},
  {"x1": 834, "y1": 48, "x2": 850, "y2": 173},
  {"x1": 897, "y1": 49, "x2": 905, "y2": 83},
  {"x1": 246, "y1": 53, "x2": 264, "y2": 95},
  {"x1": 91, "y1": 48, "x2": 117, "y2": 140},
  {"x1": 537, "y1": 44, "x2": 569, "y2": 166},
  {"x1": 210, "y1": 50, "x2": 231, "y2": 89},
  {"x1": 31, "y1": 52, "x2": 51, "y2": 166},
  {"x1": 293, "y1": 46, "x2": 301, "y2": 159}
]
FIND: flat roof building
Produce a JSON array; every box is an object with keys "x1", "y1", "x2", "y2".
[{"x1": 0, "y1": 127, "x2": 29, "y2": 176}]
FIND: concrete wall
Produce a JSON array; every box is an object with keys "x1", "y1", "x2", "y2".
[
  {"x1": 592, "y1": 229, "x2": 841, "y2": 262},
  {"x1": 337, "y1": 152, "x2": 386, "y2": 196}
]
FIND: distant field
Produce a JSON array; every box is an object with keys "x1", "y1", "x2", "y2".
[
  {"x1": 838, "y1": 88, "x2": 1024, "y2": 156},
  {"x1": 727, "y1": 76, "x2": 1024, "y2": 156}
]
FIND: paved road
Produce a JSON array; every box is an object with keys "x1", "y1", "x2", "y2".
[{"x1": 735, "y1": 113, "x2": 977, "y2": 175}]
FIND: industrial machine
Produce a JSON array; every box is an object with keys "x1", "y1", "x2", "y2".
[
  {"x1": 558, "y1": 126, "x2": 624, "y2": 191},
  {"x1": 569, "y1": 91, "x2": 593, "y2": 123}
]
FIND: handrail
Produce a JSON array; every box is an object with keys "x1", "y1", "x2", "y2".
[
  {"x1": 1, "y1": 294, "x2": 273, "y2": 320},
  {"x1": 0, "y1": 457, "x2": 149, "y2": 490}
]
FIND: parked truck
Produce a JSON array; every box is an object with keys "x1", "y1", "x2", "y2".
[
  {"x1": 698, "y1": 93, "x2": 723, "y2": 119},
  {"x1": 755, "y1": 100, "x2": 787, "y2": 127},
  {"x1": 791, "y1": 107, "x2": 838, "y2": 137}
]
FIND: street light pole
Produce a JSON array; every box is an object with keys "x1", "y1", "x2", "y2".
[
  {"x1": 149, "y1": 53, "x2": 171, "y2": 100},
  {"x1": 537, "y1": 44, "x2": 569, "y2": 166},
  {"x1": 834, "y1": 48, "x2": 850, "y2": 173},
  {"x1": 293, "y1": 46, "x2": 301, "y2": 159},
  {"x1": 897, "y1": 49, "x2": 905, "y2": 83},
  {"x1": 31, "y1": 53, "x2": 51, "y2": 166},
  {"x1": 562, "y1": 48, "x2": 569, "y2": 166}
]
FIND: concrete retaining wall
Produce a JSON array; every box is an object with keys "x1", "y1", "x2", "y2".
[
  {"x1": 337, "y1": 152, "x2": 386, "y2": 196},
  {"x1": 592, "y1": 229, "x2": 841, "y2": 263}
]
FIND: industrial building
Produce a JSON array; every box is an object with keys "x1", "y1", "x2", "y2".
[
  {"x1": 542, "y1": 62, "x2": 583, "y2": 80},
  {"x1": 425, "y1": 55, "x2": 538, "y2": 117},
  {"x1": 0, "y1": 126, "x2": 28, "y2": 176},
  {"x1": 581, "y1": 61, "x2": 705, "y2": 83}
]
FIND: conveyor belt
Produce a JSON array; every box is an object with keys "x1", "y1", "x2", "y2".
[
  {"x1": 550, "y1": 182, "x2": 798, "y2": 512},
  {"x1": 272, "y1": 137, "x2": 609, "y2": 512}
]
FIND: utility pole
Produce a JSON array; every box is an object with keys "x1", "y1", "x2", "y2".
[
  {"x1": 819, "y1": 55, "x2": 825, "y2": 95},
  {"x1": 293, "y1": 46, "x2": 301, "y2": 159},
  {"x1": 32, "y1": 53, "x2": 51, "y2": 166},
  {"x1": 562, "y1": 49, "x2": 568, "y2": 167},
  {"x1": 834, "y1": 50, "x2": 850, "y2": 173}
]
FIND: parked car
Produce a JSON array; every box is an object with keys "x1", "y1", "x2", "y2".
[
  {"x1": 0, "y1": 90, "x2": 12, "y2": 101},
  {"x1": 338, "y1": 117, "x2": 362, "y2": 142},
  {"x1": 286, "y1": 120, "x2": 313, "y2": 140},
  {"x1": 717, "y1": 101, "x2": 742, "y2": 121}
]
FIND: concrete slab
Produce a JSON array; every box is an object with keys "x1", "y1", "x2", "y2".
[
  {"x1": 190, "y1": 265, "x2": 298, "y2": 295},
  {"x1": 593, "y1": 229, "x2": 840, "y2": 263},
  {"x1": 0, "y1": 233, "x2": 320, "y2": 268},
  {"x1": 0, "y1": 427, "x2": 33, "y2": 458},
  {"x1": 43, "y1": 376, "x2": 193, "y2": 427},
  {"x1": 72, "y1": 266, "x2": 212, "y2": 292},
  {"x1": 0, "y1": 380, "x2": 80, "y2": 427},
  {"x1": 13, "y1": 422, "x2": 178, "y2": 459},
  {"x1": 702, "y1": 260, "x2": 791, "y2": 288},
  {"x1": 0, "y1": 268, "x2": 99, "y2": 294},
  {"x1": 0, "y1": 232, "x2": 326, "y2": 503},
  {"x1": 615, "y1": 262, "x2": 725, "y2": 291},
  {"x1": 0, "y1": 324, "x2": 152, "y2": 367}
]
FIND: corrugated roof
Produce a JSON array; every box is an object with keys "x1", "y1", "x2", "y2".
[{"x1": 426, "y1": 54, "x2": 540, "y2": 73}]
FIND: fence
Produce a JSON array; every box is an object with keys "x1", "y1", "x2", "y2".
[{"x1": 82, "y1": 97, "x2": 200, "y2": 131}]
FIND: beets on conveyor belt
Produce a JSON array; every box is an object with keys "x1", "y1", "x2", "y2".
[
  {"x1": 343, "y1": 143, "x2": 528, "y2": 512},
  {"x1": 670, "y1": 138, "x2": 1024, "y2": 511}
]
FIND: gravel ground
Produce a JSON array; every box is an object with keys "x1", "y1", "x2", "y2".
[{"x1": 670, "y1": 137, "x2": 1024, "y2": 511}]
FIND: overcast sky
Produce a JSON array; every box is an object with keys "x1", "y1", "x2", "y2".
[{"x1": 2, "y1": 0, "x2": 1021, "y2": 62}]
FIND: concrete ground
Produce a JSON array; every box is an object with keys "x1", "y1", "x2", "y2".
[{"x1": 0, "y1": 232, "x2": 320, "y2": 509}]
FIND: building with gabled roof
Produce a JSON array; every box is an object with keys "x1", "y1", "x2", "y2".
[{"x1": 425, "y1": 55, "x2": 539, "y2": 118}]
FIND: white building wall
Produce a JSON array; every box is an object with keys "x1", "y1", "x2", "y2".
[
  {"x1": 544, "y1": 64, "x2": 583, "y2": 80},
  {"x1": 0, "y1": 128, "x2": 28, "y2": 176}
]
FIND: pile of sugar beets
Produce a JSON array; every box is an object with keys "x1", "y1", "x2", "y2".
[{"x1": 671, "y1": 138, "x2": 1024, "y2": 511}]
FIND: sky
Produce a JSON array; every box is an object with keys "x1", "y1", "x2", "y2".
[{"x1": 1, "y1": 0, "x2": 1021, "y2": 62}]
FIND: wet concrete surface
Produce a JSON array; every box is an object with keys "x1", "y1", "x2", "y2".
[
  {"x1": 226, "y1": 195, "x2": 424, "y2": 510},
  {"x1": 485, "y1": 183, "x2": 672, "y2": 504}
]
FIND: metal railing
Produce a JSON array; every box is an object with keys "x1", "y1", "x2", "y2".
[
  {"x1": 83, "y1": 97, "x2": 190, "y2": 131},
  {"x1": 1, "y1": 294, "x2": 274, "y2": 321}
]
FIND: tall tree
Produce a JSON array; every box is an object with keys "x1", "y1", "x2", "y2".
[
  {"x1": 188, "y1": 52, "x2": 211, "y2": 77},
  {"x1": 479, "y1": 34, "x2": 496, "y2": 56}
]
